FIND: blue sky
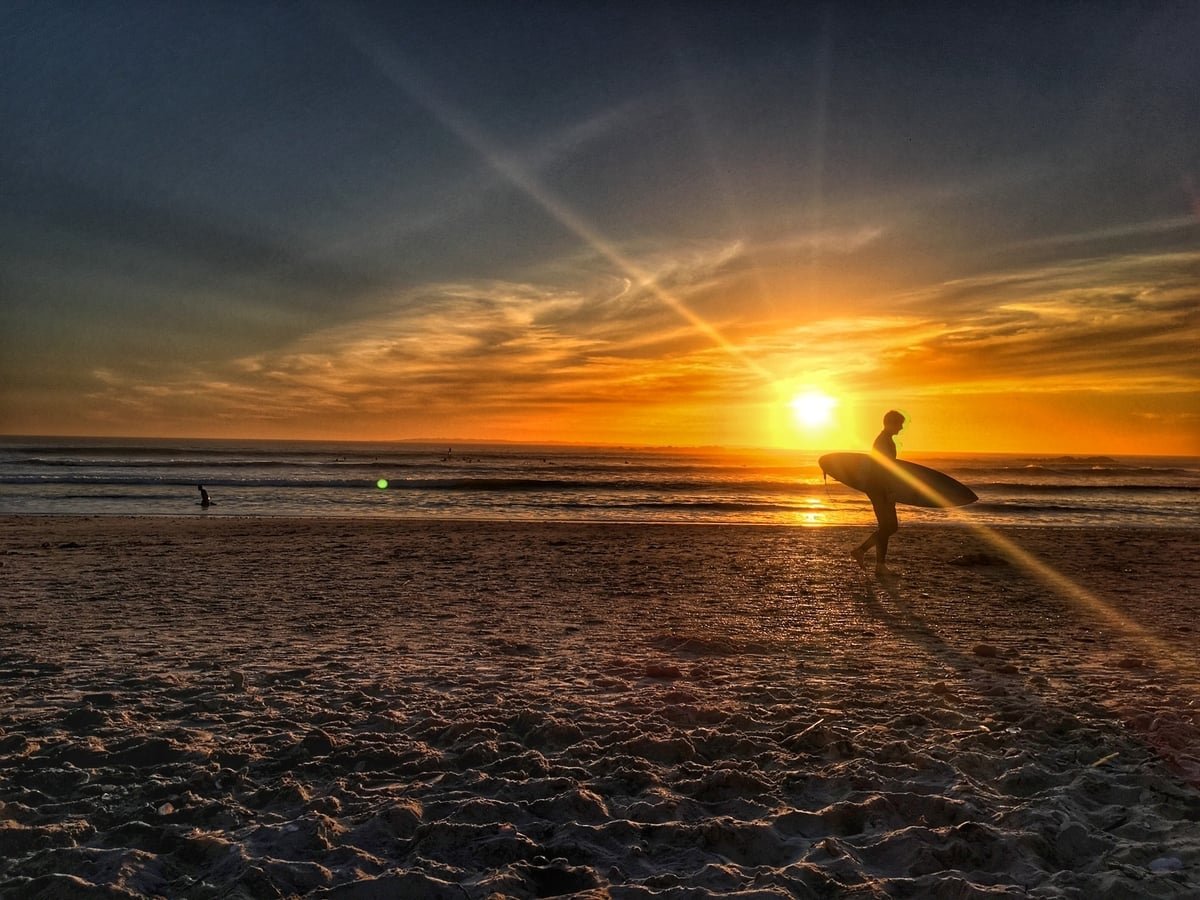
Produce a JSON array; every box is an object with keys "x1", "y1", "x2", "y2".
[{"x1": 2, "y1": 2, "x2": 1197, "y2": 451}]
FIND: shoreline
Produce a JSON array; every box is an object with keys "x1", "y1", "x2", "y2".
[{"x1": 2, "y1": 516, "x2": 1197, "y2": 896}]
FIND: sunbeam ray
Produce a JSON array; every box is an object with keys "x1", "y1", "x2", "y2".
[
  {"x1": 665, "y1": 25, "x2": 774, "y2": 315},
  {"x1": 322, "y1": 4, "x2": 775, "y2": 384},
  {"x1": 873, "y1": 454, "x2": 1199, "y2": 683}
]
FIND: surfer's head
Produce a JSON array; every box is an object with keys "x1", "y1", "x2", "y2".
[{"x1": 883, "y1": 410, "x2": 905, "y2": 433}]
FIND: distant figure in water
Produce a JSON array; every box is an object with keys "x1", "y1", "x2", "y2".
[
  {"x1": 198, "y1": 484, "x2": 211, "y2": 508},
  {"x1": 852, "y1": 410, "x2": 905, "y2": 576}
]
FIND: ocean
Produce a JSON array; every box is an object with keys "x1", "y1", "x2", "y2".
[{"x1": 0, "y1": 437, "x2": 1196, "y2": 528}]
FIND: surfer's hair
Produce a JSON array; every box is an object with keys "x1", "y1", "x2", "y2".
[{"x1": 883, "y1": 409, "x2": 905, "y2": 426}]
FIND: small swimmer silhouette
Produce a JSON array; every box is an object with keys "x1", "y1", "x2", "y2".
[{"x1": 198, "y1": 484, "x2": 211, "y2": 508}]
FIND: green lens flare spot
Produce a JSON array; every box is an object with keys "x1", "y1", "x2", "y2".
[{"x1": 376, "y1": 478, "x2": 389, "y2": 489}]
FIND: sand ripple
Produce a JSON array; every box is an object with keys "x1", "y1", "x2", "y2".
[{"x1": 1, "y1": 518, "x2": 1198, "y2": 897}]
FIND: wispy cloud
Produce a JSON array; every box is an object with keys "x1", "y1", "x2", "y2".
[
  {"x1": 75, "y1": 237, "x2": 767, "y2": 434},
  {"x1": 996, "y1": 215, "x2": 1199, "y2": 254},
  {"x1": 859, "y1": 251, "x2": 1199, "y2": 395},
  {"x1": 71, "y1": 236, "x2": 1198, "y2": 442}
]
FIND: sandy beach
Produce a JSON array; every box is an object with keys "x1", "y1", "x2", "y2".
[{"x1": 1, "y1": 515, "x2": 1197, "y2": 898}]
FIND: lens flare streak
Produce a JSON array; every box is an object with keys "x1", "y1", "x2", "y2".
[
  {"x1": 873, "y1": 454, "x2": 1197, "y2": 682},
  {"x1": 325, "y1": 7, "x2": 774, "y2": 384}
]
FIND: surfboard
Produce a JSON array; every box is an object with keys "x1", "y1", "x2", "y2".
[{"x1": 818, "y1": 452, "x2": 978, "y2": 508}]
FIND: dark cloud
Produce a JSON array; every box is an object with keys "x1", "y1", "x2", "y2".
[{"x1": 1, "y1": 167, "x2": 393, "y2": 311}]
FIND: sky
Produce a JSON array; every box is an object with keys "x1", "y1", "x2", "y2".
[{"x1": 2, "y1": 2, "x2": 1197, "y2": 454}]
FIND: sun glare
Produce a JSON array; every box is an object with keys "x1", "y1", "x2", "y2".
[{"x1": 790, "y1": 390, "x2": 838, "y2": 429}]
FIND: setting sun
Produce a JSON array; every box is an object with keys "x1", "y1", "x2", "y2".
[{"x1": 790, "y1": 390, "x2": 838, "y2": 429}]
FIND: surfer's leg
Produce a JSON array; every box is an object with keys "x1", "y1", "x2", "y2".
[
  {"x1": 874, "y1": 501, "x2": 898, "y2": 573},
  {"x1": 852, "y1": 522, "x2": 878, "y2": 565}
]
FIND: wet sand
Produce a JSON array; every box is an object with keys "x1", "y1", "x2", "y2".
[{"x1": 1, "y1": 516, "x2": 1198, "y2": 898}]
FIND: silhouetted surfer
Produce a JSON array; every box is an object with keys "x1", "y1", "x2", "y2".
[
  {"x1": 198, "y1": 484, "x2": 211, "y2": 508},
  {"x1": 852, "y1": 410, "x2": 904, "y2": 576}
]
